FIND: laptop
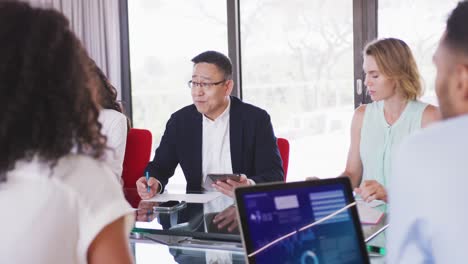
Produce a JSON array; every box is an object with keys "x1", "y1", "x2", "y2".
[{"x1": 235, "y1": 177, "x2": 369, "y2": 264}]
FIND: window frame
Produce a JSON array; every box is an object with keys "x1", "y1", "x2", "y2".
[{"x1": 119, "y1": 0, "x2": 379, "y2": 122}]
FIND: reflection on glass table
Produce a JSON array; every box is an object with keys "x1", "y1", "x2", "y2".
[
  {"x1": 124, "y1": 188, "x2": 241, "y2": 242},
  {"x1": 361, "y1": 203, "x2": 388, "y2": 264},
  {"x1": 205, "y1": 205, "x2": 239, "y2": 234},
  {"x1": 125, "y1": 188, "x2": 388, "y2": 263},
  {"x1": 130, "y1": 240, "x2": 245, "y2": 264}
]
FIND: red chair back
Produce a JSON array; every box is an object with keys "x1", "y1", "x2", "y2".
[
  {"x1": 122, "y1": 128, "x2": 152, "y2": 188},
  {"x1": 277, "y1": 138, "x2": 290, "y2": 181}
]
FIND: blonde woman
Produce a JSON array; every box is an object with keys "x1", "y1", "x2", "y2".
[{"x1": 342, "y1": 38, "x2": 440, "y2": 202}]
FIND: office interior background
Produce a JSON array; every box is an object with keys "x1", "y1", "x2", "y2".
[
  {"x1": 24, "y1": 0, "x2": 456, "y2": 190},
  {"x1": 14, "y1": 0, "x2": 459, "y2": 262},
  {"x1": 121, "y1": 0, "x2": 457, "y2": 192}
]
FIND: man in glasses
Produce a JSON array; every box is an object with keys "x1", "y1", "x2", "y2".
[
  {"x1": 388, "y1": 1, "x2": 468, "y2": 263},
  {"x1": 136, "y1": 50, "x2": 284, "y2": 199}
]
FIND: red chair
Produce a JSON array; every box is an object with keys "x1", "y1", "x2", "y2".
[
  {"x1": 277, "y1": 138, "x2": 290, "y2": 182},
  {"x1": 122, "y1": 128, "x2": 153, "y2": 188}
]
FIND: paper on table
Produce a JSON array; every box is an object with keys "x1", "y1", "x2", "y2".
[
  {"x1": 357, "y1": 201, "x2": 384, "y2": 225},
  {"x1": 354, "y1": 196, "x2": 386, "y2": 208},
  {"x1": 146, "y1": 192, "x2": 222, "y2": 203},
  {"x1": 365, "y1": 199, "x2": 386, "y2": 208}
]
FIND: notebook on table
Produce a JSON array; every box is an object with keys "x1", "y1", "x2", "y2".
[
  {"x1": 235, "y1": 177, "x2": 369, "y2": 264},
  {"x1": 357, "y1": 202, "x2": 384, "y2": 225}
]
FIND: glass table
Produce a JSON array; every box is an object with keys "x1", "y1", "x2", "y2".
[
  {"x1": 125, "y1": 188, "x2": 242, "y2": 242},
  {"x1": 130, "y1": 240, "x2": 246, "y2": 264},
  {"x1": 124, "y1": 188, "x2": 387, "y2": 263}
]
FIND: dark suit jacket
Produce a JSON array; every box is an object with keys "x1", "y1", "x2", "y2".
[{"x1": 146, "y1": 96, "x2": 284, "y2": 192}]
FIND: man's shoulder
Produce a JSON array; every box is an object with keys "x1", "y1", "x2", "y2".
[
  {"x1": 231, "y1": 97, "x2": 269, "y2": 118},
  {"x1": 407, "y1": 115, "x2": 468, "y2": 143},
  {"x1": 398, "y1": 115, "x2": 468, "y2": 164},
  {"x1": 171, "y1": 104, "x2": 198, "y2": 119}
]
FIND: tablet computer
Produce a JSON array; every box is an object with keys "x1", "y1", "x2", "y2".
[
  {"x1": 153, "y1": 200, "x2": 186, "y2": 212},
  {"x1": 208, "y1": 173, "x2": 242, "y2": 183}
]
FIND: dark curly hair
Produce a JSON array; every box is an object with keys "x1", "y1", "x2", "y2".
[
  {"x1": 90, "y1": 59, "x2": 123, "y2": 112},
  {"x1": 0, "y1": 1, "x2": 107, "y2": 181},
  {"x1": 89, "y1": 59, "x2": 131, "y2": 130}
]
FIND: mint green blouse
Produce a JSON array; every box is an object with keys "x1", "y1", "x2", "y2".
[{"x1": 360, "y1": 100, "x2": 428, "y2": 187}]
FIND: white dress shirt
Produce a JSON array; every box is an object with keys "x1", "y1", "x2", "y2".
[
  {"x1": 200, "y1": 99, "x2": 236, "y2": 263},
  {"x1": 202, "y1": 98, "x2": 233, "y2": 189},
  {"x1": 388, "y1": 114, "x2": 468, "y2": 263}
]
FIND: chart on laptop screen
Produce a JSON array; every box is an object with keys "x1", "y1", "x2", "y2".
[{"x1": 240, "y1": 183, "x2": 366, "y2": 264}]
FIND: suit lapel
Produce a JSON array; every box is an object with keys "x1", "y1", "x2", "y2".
[
  {"x1": 191, "y1": 109, "x2": 203, "y2": 186},
  {"x1": 230, "y1": 97, "x2": 243, "y2": 173}
]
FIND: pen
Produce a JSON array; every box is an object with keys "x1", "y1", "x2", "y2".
[
  {"x1": 365, "y1": 224, "x2": 389, "y2": 243},
  {"x1": 145, "y1": 171, "x2": 150, "y2": 193}
]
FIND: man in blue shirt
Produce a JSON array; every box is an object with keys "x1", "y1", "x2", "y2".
[{"x1": 388, "y1": 1, "x2": 468, "y2": 263}]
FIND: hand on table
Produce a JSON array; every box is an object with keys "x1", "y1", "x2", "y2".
[
  {"x1": 212, "y1": 174, "x2": 251, "y2": 197},
  {"x1": 212, "y1": 205, "x2": 239, "y2": 232},
  {"x1": 354, "y1": 180, "x2": 387, "y2": 203},
  {"x1": 136, "y1": 176, "x2": 160, "y2": 199}
]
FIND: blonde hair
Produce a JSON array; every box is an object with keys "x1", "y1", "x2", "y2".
[{"x1": 364, "y1": 38, "x2": 423, "y2": 100}]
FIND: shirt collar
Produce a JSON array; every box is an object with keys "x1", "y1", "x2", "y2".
[{"x1": 203, "y1": 97, "x2": 231, "y2": 123}]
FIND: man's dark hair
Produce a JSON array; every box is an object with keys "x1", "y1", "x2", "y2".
[
  {"x1": 445, "y1": 0, "x2": 468, "y2": 56},
  {"x1": 0, "y1": 1, "x2": 106, "y2": 181},
  {"x1": 191, "y1": 51, "x2": 233, "y2": 79}
]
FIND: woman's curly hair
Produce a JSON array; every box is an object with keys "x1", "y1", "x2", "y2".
[
  {"x1": 90, "y1": 59, "x2": 124, "y2": 113},
  {"x1": 89, "y1": 59, "x2": 131, "y2": 130},
  {"x1": 0, "y1": 1, "x2": 107, "y2": 181}
]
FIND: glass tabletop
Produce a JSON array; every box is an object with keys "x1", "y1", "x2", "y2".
[
  {"x1": 124, "y1": 188, "x2": 242, "y2": 242},
  {"x1": 125, "y1": 188, "x2": 388, "y2": 263},
  {"x1": 361, "y1": 204, "x2": 388, "y2": 263},
  {"x1": 130, "y1": 239, "x2": 246, "y2": 264}
]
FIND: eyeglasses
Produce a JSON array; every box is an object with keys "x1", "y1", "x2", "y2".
[{"x1": 188, "y1": 80, "x2": 226, "y2": 89}]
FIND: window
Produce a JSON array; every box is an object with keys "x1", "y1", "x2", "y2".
[
  {"x1": 125, "y1": 0, "x2": 454, "y2": 186},
  {"x1": 128, "y1": 0, "x2": 228, "y2": 190},
  {"x1": 240, "y1": 0, "x2": 354, "y2": 181},
  {"x1": 378, "y1": 0, "x2": 459, "y2": 105}
]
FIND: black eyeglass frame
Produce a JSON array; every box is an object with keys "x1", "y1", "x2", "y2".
[{"x1": 187, "y1": 80, "x2": 227, "y2": 89}]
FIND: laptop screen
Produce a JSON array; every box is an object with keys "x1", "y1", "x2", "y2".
[{"x1": 235, "y1": 178, "x2": 369, "y2": 264}]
